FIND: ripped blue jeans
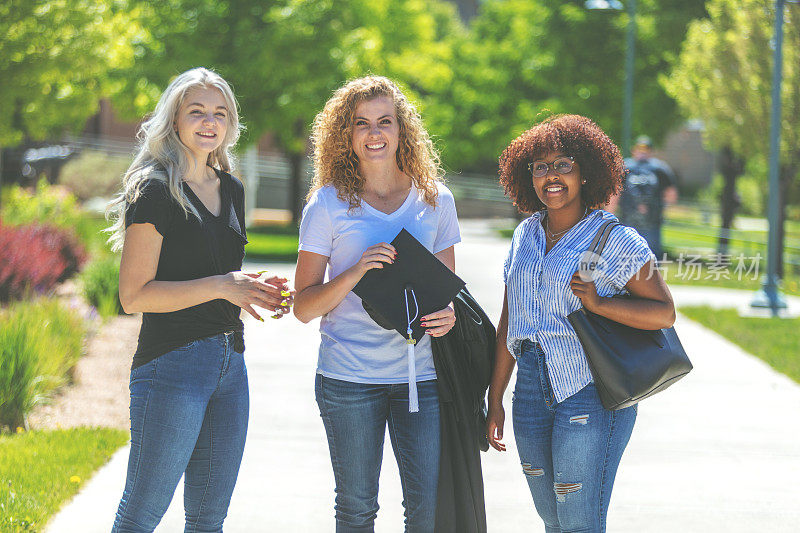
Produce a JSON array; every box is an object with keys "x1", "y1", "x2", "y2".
[{"x1": 512, "y1": 341, "x2": 636, "y2": 533}]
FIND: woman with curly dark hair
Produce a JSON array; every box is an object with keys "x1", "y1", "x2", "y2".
[{"x1": 485, "y1": 115, "x2": 675, "y2": 532}]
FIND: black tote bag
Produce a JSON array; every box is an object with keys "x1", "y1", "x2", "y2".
[{"x1": 567, "y1": 221, "x2": 692, "y2": 410}]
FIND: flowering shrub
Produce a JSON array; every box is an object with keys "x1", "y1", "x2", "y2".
[
  {"x1": 0, "y1": 222, "x2": 87, "y2": 302},
  {"x1": 1, "y1": 180, "x2": 83, "y2": 229},
  {"x1": 1, "y1": 180, "x2": 111, "y2": 257}
]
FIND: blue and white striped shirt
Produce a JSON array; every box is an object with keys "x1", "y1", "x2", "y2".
[{"x1": 503, "y1": 209, "x2": 656, "y2": 402}]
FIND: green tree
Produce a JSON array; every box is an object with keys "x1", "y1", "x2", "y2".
[
  {"x1": 237, "y1": 0, "x2": 461, "y2": 223},
  {"x1": 0, "y1": 0, "x2": 140, "y2": 199},
  {"x1": 433, "y1": 0, "x2": 708, "y2": 173},
  {"x1": 106, "y1": 0, "x2": 234, "y2": 121},
  {"x1": 111, "y1": 0, "x2": 461, "y2": 224},
  {"x1": 663, "y1": 0, "x2": 800, "y2": 276},
  {"x1": 0, "y1": 0, "x2": 140, "y2": 146}
]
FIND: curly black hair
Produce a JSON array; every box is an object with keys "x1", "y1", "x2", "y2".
[{"x1": 498, "y1": 114, "x2": 624, "y2": 214}]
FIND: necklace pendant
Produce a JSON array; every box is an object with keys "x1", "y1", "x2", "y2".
[{"x1": 544, "y1": 207, "x2": 589, "y2": 242}]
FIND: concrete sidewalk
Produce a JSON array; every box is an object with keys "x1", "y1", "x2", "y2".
[{"x1": 47, "y1": 220, "x2": 800, "y2": 532}]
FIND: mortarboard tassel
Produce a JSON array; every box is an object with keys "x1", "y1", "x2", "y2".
[{"x1": 404, "y1": 286, "x2": 420, "y2": 413}]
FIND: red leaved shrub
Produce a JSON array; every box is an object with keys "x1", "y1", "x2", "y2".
[{"x1": 0, "y1": 221, "x2": 87, "y2": 302}]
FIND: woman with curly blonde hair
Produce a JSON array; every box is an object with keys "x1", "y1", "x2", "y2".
[{"x1": 293, "y1": 76, "x2": 461, "y2": 532}]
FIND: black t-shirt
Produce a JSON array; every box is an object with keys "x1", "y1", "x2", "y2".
[{"x1": 124, "y1": 167, "x2": 248, "y2": 369}]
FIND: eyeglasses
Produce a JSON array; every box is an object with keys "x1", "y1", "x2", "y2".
[{"x1": 528, "y1": 156, "x2": 575, "y2": 178}]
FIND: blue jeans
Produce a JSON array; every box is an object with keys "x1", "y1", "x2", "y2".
[
  {"x1": 512, "y1": 341, "x2": 636, "y2": 533},
  {"x1": 315, "y1": 374, "x2": 440, "y2": 533},
  {"x1": 112, "y1": 332, "x2": 249, "y2": 533}
]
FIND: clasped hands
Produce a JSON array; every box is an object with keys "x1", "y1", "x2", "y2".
[{"x1": 223, "y1": 271, "x2": 295, "y2": 322}]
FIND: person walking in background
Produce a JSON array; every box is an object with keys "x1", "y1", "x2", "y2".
[
  {"x1": 485, "y1": 115, "x2": 675, "y2": 533},
  {"x1": 105, "y1": 67, "x2": 292, "y2": 532},
  {"x1": 293, "y1": 76, "x2": 460, "y2": 532},
  {"x1": 618, "y1": 135, "x2": 678, "y2": 258}
]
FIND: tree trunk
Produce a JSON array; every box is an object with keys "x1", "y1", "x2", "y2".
[
  {"x1": 289, "y1": 151, "x2": 304, "y2": 227},
  {"x1": 717, "y1": 146, "x2": 744, "y2": 255},
  {"x1": 288, "y1": 118, "x2": 308, "y2": 227}
]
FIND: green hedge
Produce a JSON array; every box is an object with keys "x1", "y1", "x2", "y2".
[
  {"x1": 58, "y1": 150, "x2": 128, "y2": 202},
  {"x1": 0, "y1": 300, "x2": 85, "y2": 430}
]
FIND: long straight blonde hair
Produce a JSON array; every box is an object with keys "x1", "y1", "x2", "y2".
[{"x1": 106, "y1": 67, "x2": 243, "y2": 252}]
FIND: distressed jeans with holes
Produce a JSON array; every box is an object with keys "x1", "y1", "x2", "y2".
[
  {"x1": 111, "y1": 333, "x2": 249, "y2": 533},
  {"x1": 315, "y1": 374, "x2": 440, "y2": 533},
  {"x1": 512, "y1": 341, "x2": 636, "y2": 533}
]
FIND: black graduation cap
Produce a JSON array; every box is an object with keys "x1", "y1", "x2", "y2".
[{"x1": 353, "y1": 228, "x2": 465, "y2": 344}]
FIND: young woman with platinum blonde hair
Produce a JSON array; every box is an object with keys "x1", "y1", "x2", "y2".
[
  {"x1": 107, "y1": 67, "x2": 292, "y2": 532},
  {"x1": 294, "y1": 76, "x2": 460, "y2": 532},
  {"x1": 107, "y1": 68, "x2": 241, "y2": 246}
]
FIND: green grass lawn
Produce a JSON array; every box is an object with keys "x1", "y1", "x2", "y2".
[
  {"x1": 82, "y1": 217, "x2": 302, "y2": 263},
  {"x1": 665, "y1": 204, "x2": 800, "y2": 236},
  {"x1": 245, "y1": 226, "x2": 299, "y2": 262},
  {"x1": 660, "y1": 260, "x2": 800, "y2": 296},
  {"x1": 0, "y1": 428, "x2": 128, "y2": 531},
  {"x1": 496, "y1": 220, "x2": 799, "y2": 253},
  {"x1": 495, "y1": 216, "x2": 800, "y2": 296},
  {"x1": 680, "y1": 305, "x2": 800, "y2": 384},
  {"x1": 660, "y1": 221, "x2": 800, "y2": 295},
  {"x1": 80, "y1": 216, "x2": 302, "y2": 263},
  {"x1": 662, "y1": 222, "x2": 800, "y2": 260}
]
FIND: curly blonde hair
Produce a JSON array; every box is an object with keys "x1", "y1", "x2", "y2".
[{"x1": 308, "y1": 76, "x2": 442, "y2": 209}]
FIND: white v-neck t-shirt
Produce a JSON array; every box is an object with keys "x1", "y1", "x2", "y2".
[{"x1": 299, "y1": 182, "x2": 461, "y2": 383}]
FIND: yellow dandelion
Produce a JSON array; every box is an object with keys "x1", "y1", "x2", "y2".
[
  {"x1": 69, "y1": 475, "x2": 81, "y2": 484},
  {"x1": 15, "y1": 427, "x2": 24, "y2": 434}
]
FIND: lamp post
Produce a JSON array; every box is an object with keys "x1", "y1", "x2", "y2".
[
  {"x1": 585, "y1": 0, "x2": 635, "y2": 157},
  {"x1": 751, "y1": 0, "x2": 790, "y2": 316}
]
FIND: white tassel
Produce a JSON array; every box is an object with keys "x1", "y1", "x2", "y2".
[
  {"x1": 404, "y1": 286, "x2": 420, "y2": 413},
  {"x1": 407, "y1": 336, "x2": 419, "y2": 412}
]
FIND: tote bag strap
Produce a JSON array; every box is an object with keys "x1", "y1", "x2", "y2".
[{"x1": 588, "y1": 220, "x2": 623, "y2": 258}]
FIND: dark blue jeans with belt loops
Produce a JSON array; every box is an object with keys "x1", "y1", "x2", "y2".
[
  {"x1": 315, "y1": 374, "x2": 440, "y2": 533},
  {"x1": 512, "y1": 341, "x2": 636, "y2": 533},
  {"x1": 112, "y1": 332, "x2": 249, "y2": 533}
]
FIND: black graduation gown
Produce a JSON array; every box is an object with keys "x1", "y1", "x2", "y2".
[{"x1": 431, "y1": 288, "x2": 496, "y2": 533}]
